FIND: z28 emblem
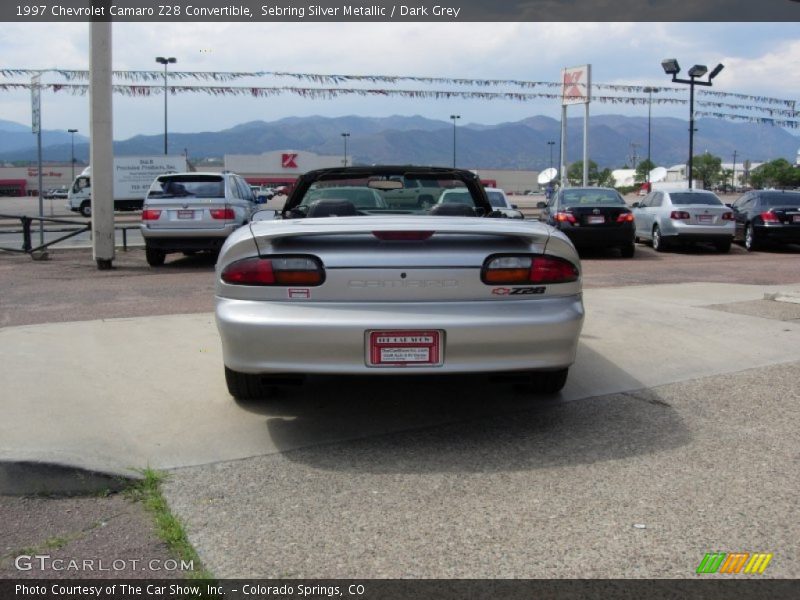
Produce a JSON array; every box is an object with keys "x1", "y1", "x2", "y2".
[{"x1": 492, "y1": 287, "x2": 546, "y2": 296}]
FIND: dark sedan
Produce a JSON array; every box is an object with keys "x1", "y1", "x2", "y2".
[
  {"x1": 540, "y1": 187, "x2": 636, "y2": 257},
  {"x1": 730, "y1": 190, "x2": 800, "y2": 251}
]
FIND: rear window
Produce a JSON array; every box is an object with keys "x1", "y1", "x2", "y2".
[
  {"x1": 759, "y1": 193, "x2": 800, "y2": 208},
  {"x1": 669, "y1": 192, "x2": 722, "y2": 206},
  {"x1": 148, "y1": 175, "x2": 225, "y2": 199},
  {"x1": 486, "y1": 191, "x2": 507, "y2": 208},
  {"x1": 562, "y1": 189, "x2": 625, "y2": 206}
]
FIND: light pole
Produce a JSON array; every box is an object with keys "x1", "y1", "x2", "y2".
[
  {"x1": 731, "y1": 150, "x2": 738, "y2": 192},
  {"x1": 450, "y1": 114, "x2": 460, "y2": 168},
  {"x1": 547, "y1": 140, "x2": 555, "y2": 170},
  {"x1": 341, "y1": 132, "x2": 350, "y2": 167},
  {"x1": 68, "y1": 128, "x2": 78, "y2": 182},
  {"x1": 642, "y1": 86, "x2": 659, "y2": 183},
  {"x1": 661, "y1": 59, "x2": 724, "y2": 189},
  {"x1": 155, "y1": 56, "x2": 177, "y2": 155}
]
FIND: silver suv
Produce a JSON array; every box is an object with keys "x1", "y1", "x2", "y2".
[{"x1": 141, "y1": 171, "x2": 258, "y2": 266}]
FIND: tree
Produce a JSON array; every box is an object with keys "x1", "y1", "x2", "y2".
[
  {"x1": 596, "y1": 168, "x2": 615, "y2": 188},
  {"x1": 635, "y1": 159, "x2": 656, "y2": 183},
  {"x1": 567, "y1": 160, "x2": 599, "y2": 186},
  {"x1": 691, "y1": 153, "x2": 723, "y2": 190},
  {"x1": 749, "y1": 159, "x2": 800, "y2": 189}
]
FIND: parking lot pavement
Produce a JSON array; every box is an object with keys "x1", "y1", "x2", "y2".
[
  {"x1": 1, "y1": 282, "x2": 798, "y2": 480},
  {"x1": 161, "y1": 361, "x2": 800, "y2": 578}
]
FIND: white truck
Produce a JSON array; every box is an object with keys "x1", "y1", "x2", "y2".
[{"x1": 66, "y1": 155, "x2": 187, "y2": 217}]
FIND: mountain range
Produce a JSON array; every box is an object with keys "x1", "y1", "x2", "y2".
[{"x1": 1, "y1": 115, "x2": 797, "y2": 170}]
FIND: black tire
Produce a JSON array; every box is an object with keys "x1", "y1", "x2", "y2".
[
  {"x1": 744, "y1": 224, "x2": 759, "y2": 252},
  {"x1": 652, "y1": 225, "x2": 667, "y2": 252},
  {"x1": 80, "y1": 201, "x2": 91, "y2": 217},
  {"x1": 145, "y1": 246, "x2": 166, "y2": 267},
  {"x1": 715, "y1": 239, "x2": 732, "y2": 253},
  {"x1": 529, "y1": 368, "x2": 569, "y2": 394},
  {"x1": 620, "y1": 242, "x2": 635, "y2": 258},
  {"x1": 225, "y1": 367, "x2": 272, "y2": 400}
]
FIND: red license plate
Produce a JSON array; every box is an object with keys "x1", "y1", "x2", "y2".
[
  {"x1": 367, "y1": 330, "x2": 443, "y2": 367},
  {"x1": 177, "y1": 210, "x2": 194, "y2": 219},
  {"x1": 587, "y1": 215, "x2": 605, "y2": 224}
]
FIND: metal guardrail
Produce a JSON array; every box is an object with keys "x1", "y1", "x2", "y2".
[{"x1": 0, "y1": 214, "x2": 140, "y2": 255}]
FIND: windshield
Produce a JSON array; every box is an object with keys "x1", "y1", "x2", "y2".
[
  {"x1": 669, "y1": 192, "x2": 722, "y2": 206},
  {"x1": 486, "y1": 191, "x2": 507, "y2": 208},
  {"x1": 760, "y1": 193, "x2": 800, "y2": 208},
  {"x1": 561, "y1": 189, "x2": 625, "y2": 207},
  {"x1": 147, "y1": 176, "x2": 225, "y2": 199}
]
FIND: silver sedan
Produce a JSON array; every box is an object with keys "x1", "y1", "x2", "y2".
[
  {"x1": 632, "y1": 189, "x2": 735, "y2": 252},
  {"x1": 214, "y1": 166, "x2": 585, "y2": 399}
]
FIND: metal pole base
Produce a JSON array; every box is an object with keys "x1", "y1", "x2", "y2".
[{"x1": 96, "y1": 258, "x2": 113, "y2": 270}]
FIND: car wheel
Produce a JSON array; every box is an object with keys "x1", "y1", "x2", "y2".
[
  {"x1": 529, "y1": 368, "x2": 569, "y2": 394},
  {"x1": 744, "y1": 224, "x2": 759, "y2": 252},
  {"x1": 620, "y1": 242, "x2": 635, "y2": 258},
  {"x1": 145, "y1": 246, "x2": 166, "y2": 267},
  {"x1": 225, "y1": 367, "x2": 273, "y2": 400},
  {"x1": 715, "y1": 239, "x2": 731, "y2": 253},
  {"x1": 80, "y1": 201, "x2": 91, "y2": 217},
  {"x1": 652, "y1": 225, "x2": 667, "y2": 252}
]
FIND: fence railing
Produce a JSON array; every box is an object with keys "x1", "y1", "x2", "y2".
[{"x1": 0, "y1": 214, "x2": 139, "y2": 255}]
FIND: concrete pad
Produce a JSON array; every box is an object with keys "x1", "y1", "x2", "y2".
[{"x1": 1, "y1": 283, "x2": 799, "y2": 478}]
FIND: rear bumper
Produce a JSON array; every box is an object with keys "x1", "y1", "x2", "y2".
[
  {"x1": 141, "y1": 223, "x2": 238, "y2": 251},
  {"x1": 755, "y1": 224, "x2": 800, "y2": 244},
  {"x1": 661, "y1": 221, "x2": 734, "y2": 241},
  {"x1": 561, "y1": 225, "x2": 635, "y2": 247},
  {"x1": 216, "y1": 295, "x2": 585, "y2": 375}
]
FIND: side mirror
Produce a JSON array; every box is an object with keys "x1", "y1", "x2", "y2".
[
  {"x1": 631, "y1": 202, "x2": 640, "y2": 208},
  {"x1": 536, "y1": 201, "x2": 547, "y2": 209},
  {"x1": 511, "y1": 203, "x2": 518, "y2": 209},
  {"x1": 724, "y1": 203, "x2": 733, "y2": 209},
  {"x1": 252, "y1": 208, "x2": 278, "y2": 221}
]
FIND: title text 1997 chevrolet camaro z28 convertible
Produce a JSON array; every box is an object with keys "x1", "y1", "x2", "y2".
[{"x1": 214, "y1": 166, "x2": 584, "y2": 399}]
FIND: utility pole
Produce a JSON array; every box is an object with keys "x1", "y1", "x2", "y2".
[{"x1": 731, "y1": 150, "x2": 738, "y2": 192}]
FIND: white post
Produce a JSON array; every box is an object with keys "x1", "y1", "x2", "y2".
[
  {"x1": 560, "y1": 105, "x2": 567, "y2": 188},
  {"x1": 90, "y1": 21, "x2": 115, "y2": 269},
  {"x1": 582, "y1": 102, "x2": 589, "y2": 186}
]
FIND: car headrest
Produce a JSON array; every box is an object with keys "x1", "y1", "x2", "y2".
[
  {"x1": 307, "y1": 199, "x2": 358, "y2": 218},
  {"x1": 429, "y1": 203, "x2": 476, "y2": 217}
]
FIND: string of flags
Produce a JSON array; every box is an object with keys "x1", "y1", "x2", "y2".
[{"x1": 1, "y1": 68, "x2": 797, "y2": 128}]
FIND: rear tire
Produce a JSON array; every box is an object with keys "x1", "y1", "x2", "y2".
[
  {"x1": 145, "y1": 246, "x2": 166, "y2": 267},
  {"x1": 80, "y1": 201, "x2": 91, "y2": 217},
  {"x1": 529, "y1": 368, "x2": 569, "y2": 394},
  {"x1": 225, "y1": 367, "x2": 272, "y2": 400},
  {"x1": 715, "y1": 239, "x2": 731, "y2": 253},
  {"x1": 744, "y1": 224, "x2": 759, "y2": 252},
  {"x1": 620, "y1": 242, "x2": 635, "y2": 258}
]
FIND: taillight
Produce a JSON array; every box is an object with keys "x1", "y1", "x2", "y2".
[
  {"x1": 211, "y1": 208, "x2": 236, "y2": 220},
  {"x1": 372, "y1": 231, "x2": 434, "y2": 241},
  {"x1": 670, "y1": 211, "x2": 691, "y2": 220},
  {"x1": 722, "y1": 212, "x2": 734, "y2": 221},
  {"x1": 142, "y1": 209, "x2": 161, "y2": 221},
  {"x1": 616, "y1": 212, "x2": 634, "y2": 223},
  {"x1": 482, "y1": 255, "x2": 579, "y2": 285},
  {"x1": 555, "y1": 212, "x2": 577, "y2": 224},
  {"x1": 760, "y1": 211, "x2": 779, "y2": 223},
  {"x1": 221, "y1": 256, "x2": 325, "y2": 286}
]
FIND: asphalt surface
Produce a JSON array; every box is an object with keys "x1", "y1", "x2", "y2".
[{"x1": 1, "y1": 227, "x2": 800, "y2": 581}]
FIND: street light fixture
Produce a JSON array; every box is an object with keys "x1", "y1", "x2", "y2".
[
  {"x1": 547, "y1": 140, "x2": 555, "y2": 170},
  {"x1": 661, "y1": 58, "x2": 724, "y2": 189},
  {"x1": 68, "y1": 128, "x2": 78, "y2": 183},
  {"x1": 450, "y1": 114, "x2": 460, "y2": 168},
  {"x1": 155, "y1": 56, "x2": 177, "y2": 155},
  {"x1": 341, "y1": 132, "x2": 350, "y2": 167}
]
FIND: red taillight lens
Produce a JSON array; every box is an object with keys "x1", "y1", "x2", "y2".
[
  {"x1": 211, "y1": 208, "x2": 236, "y2": 220},
  {"x1": 616, "y1": 212, "x2": 634, "y2": 223},
  {"x1": 221, "y1": 256, "x2": 324, "y2": 286},
  {"x1": 142, "y1": 209, "x2": 161, "y2": 221},
  {"x1": 482, "y1": 255, "x2": 579, "y2": 285},
  {"x1": 760, "y1": 211, "x2": 779, "y2": 223},
  {"x1": 555, "y1": 212, "x2": 576, "y2": 224},
  {"x1": 372, "y1": 231, "x2": 434, "y2": 241},
  {"x1": 722, "y1": 212, "x2": 734, "y2": 221},
  {"x1": 670, "y1": 211, "x2": 691, "y2": 220}
]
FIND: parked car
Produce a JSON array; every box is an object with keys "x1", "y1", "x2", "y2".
[
  {"x1": 540, "y1": 187, "x2": 636, "y2": 257},
  {"x1": 730, "y1": 190, "x2": 800, "y2": 251},
  {"x1": 140, "y1": 171, "x2": 257, "y2": 266},
  {"x1": 43, "y1": 187, "x2": 68, "y2": 199},
  {"x1": 632, "y1": 189, "x2": 734, "y2": 253},
  {"x1": 215, "y1": 166, "x2": 584, "y2": 400},
  {"x1": 438, "y1": 187, "x2": 523, "y2": 219}
]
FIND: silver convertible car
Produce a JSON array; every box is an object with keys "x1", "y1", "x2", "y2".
[{"x1": 214, "y1": 166, "x2": 585, "y2": 399}]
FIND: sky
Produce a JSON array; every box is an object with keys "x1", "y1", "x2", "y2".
[{"x1": 1, "y1": 22, "x2": 799, "y2": 140}]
